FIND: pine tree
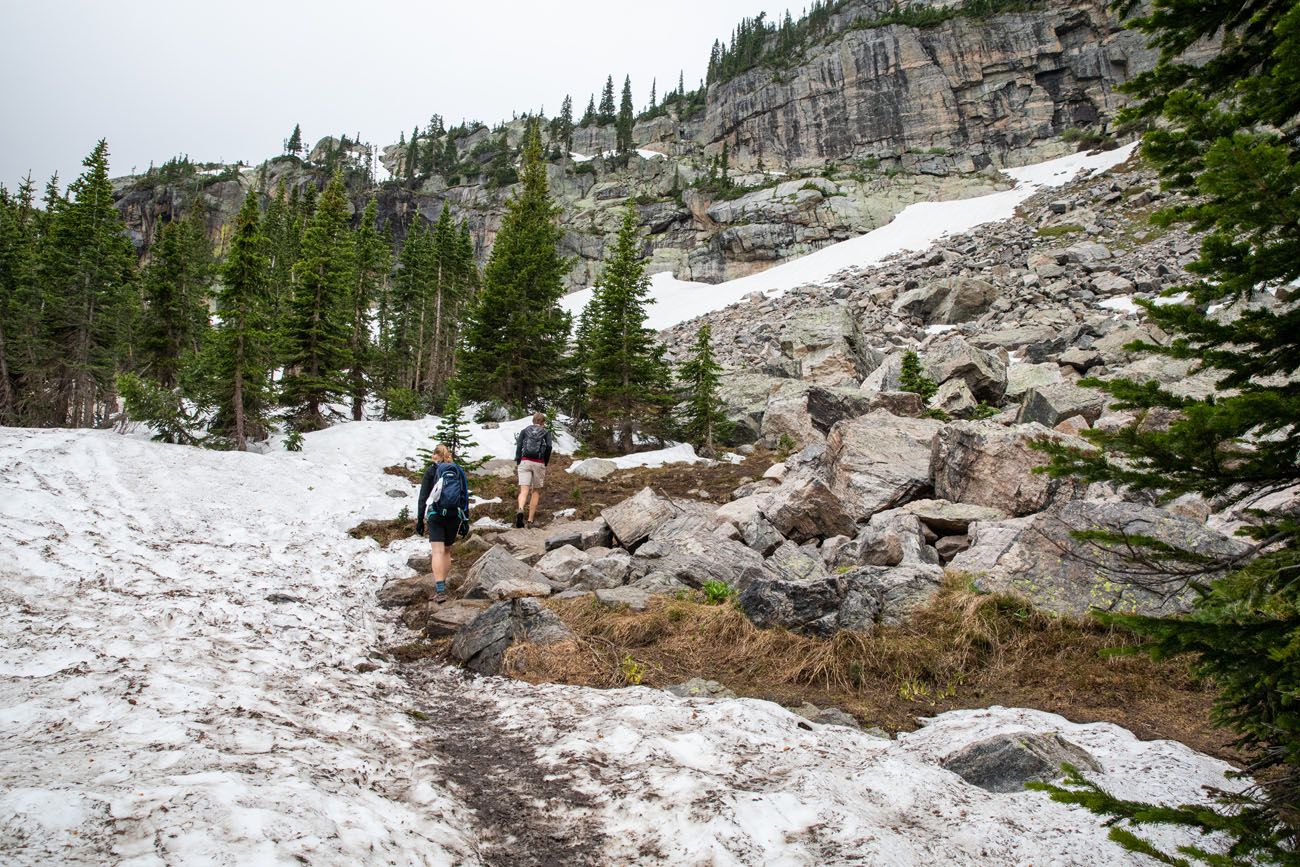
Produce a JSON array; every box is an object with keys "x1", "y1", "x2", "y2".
[
  {"x1": 598, "y1": 76, "x2": 616, "y2": 125},
  {"x1": 286, "y1": 123, "x2": 303, "y2": 157},
  {"x1": 581, "y1": 94, "x2": 597, "y2": 128},
  {"x1": 137, "y1": 208, "x2": 211, "y2": 388},
  {"x1": 346, "y1": 197, "x2": 389, "y2": 420},
  {"x1": 430, "y1": 384, "x2": 477, "y2": 461},
  {"x1": 678, "y1": 323, "x2": 731, "y2": 456},
  {"x1": 206, "y1": 189, "x2": 274, "y2": 449},
  {"x1": 458, "y1": 122, "x2": 571, "y2": 410},
  {"x1": 281, "y1": 171, "x2": 355, "y2": 429},
  {"x1": 1031, "y1": 1, "x2": 1300, "y2": 860},
  {"x1": 0, "y1": 177, "x2": 42, "y2": 425},
  {"x1": 391, "y1": 216, "x2": 432, "y2": 393},
  {"x1": 616, "y1": 76, "x2": 635, "y2": 155},
  {"x1": 38, "y1": 140, "x2": 137, "y2": 427},
  {"x1": 406, "y1": 126, "x2": 419, "y2": 182},
  {"x1": 586, "y1": 202, "x2": 672, "y2": 452},
  {"x1": 649, "y1": 78, "x2": 657, "y2": 109},
  {"x1": 556, "y1": 95, "x2": 575, "y2": 157}
]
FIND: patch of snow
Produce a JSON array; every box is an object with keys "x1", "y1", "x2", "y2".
[
  {"x1": 1152, "y1": 291, "x2": 1189, "y2": 307},
  {"x1": 925, "y1": 324, "x2": 960, "y2": 335},
  {"x1": 565, "y1": 443, "x2": 704, "y2": 473},
  {"x1": 719, "y1": 452, "x2": 745, "y2": 465},
  {"x1": 1099, "y1": 295, "x2": 1139, "y2": 316},
  {"x1": 569, "y1": 151, "x2": 593, "y2": 163},
  {"x1": 560, "y1": 143, "x2": 1139, "y2": 332}
]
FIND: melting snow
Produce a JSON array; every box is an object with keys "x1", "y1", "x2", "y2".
[
  {"x1": 562, "y1": 143, "x2": 1139, "y2": 332},
  {"x1": 1099, "y1": 295, "x2": 1140, "y2": 316}
]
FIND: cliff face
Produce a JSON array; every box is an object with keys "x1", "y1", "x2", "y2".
[
  {"x1": 703, "y1": 1, "x2": 1154, "y2": 172},
  {"x1": 114, "y1": 1, "x2": 1165, "y2": 290}
]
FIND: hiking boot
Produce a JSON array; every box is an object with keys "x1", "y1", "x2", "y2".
[
  {"x1": 525, "y1": 520, "x2": 535, "y2": 530},
  {"x1": 433, "y1": 591, "x2": 448, "y2": 604},
  {"x1": 514, "y1": 511, "x2": 525, "y2": 529}
]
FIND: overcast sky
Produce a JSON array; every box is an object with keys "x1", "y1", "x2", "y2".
[{"x1": 0, "y1": 0, "x2": 795, "y2": 190}]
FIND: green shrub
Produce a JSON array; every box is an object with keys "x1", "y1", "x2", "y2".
[
  {"x1": 899, "y1": 351, "x2": 938, "y2": 403},
  {"x1": 385, "y1": 387, "x2": 425, "y2": 421},
  {"x1": 283, "y1": 428, "x2": 304, "y2": 452},
  {"x1": 1035, "y1": 223, "x2": 1084, "y2": 238},
  {"x1": 116, "y1": 373, "x2": 202, "y2": 445},
  {"x1": 702, "y1": 580, "x2": 737, "y2": 605}
]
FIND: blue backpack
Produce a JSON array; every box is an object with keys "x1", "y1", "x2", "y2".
[{"x1": 426, "y1": 462, "x2": 469, "y2": 522}]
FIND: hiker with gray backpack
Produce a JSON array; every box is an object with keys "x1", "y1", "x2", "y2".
[
  {"x1": 416, "y1": 443, "x2": 470, "y2": 603},
  {"x1": 514, "y1": 411, "x2": 553, "y2": 529}
]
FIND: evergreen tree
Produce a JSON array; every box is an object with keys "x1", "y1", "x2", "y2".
[
  {"x1": 678, "y1": 323, "x2": 731, "y2": 456},
  {"x1": 581, "y1": 94, "x2": 597, "y2": 128},
  {"x1": 0, "y1": 177, "x2": 42, "y2": 425},
  {"x1": 458, "y1": 123, "x2": 571, "y2": 410},
  {"x1": 38, "y1": 140, "x2": 137, "y2": 427},
  {"x1": 206, "y1": 190, "x2": 274, "y2": 449},
  {"x1": 616, "y1": 76, "x2": 635, "y2": 155},
  {"x1": 598, "y1": 75, "x2": 616, "y2": 124},
  {"x1": 437, "y1": 133, "x2": 459, "y2": 178},
  {"x1": 649, "y1": 78, "x2": 657, "y2": 109},
  {"x1": 586, "y1": 202, "x2": 673, "y2": 451},
  {"x1": 262, "y1": 180, "x2": 302, "y2": 366},
  {"x1": 281, "y1": 172, "x2": 355, "y2": 429},
  {"x1": 406, "y1": 126, "x2": 419, "y2": 182},
  {"x1": 346, "y1": 197, "x2": 389, "y2": 420},
  {"x1": 1031, "y1": 1, "x2": 1300, "y2": 861},
  {"x1": 286, "y1": 123, "x2": 303, "y2": 157},
  {"x1": 137, "y1": 208, "x2": 211, "y2": 388},
  {"x1": 556, "y1": 94, "x2": 575, "y2": 157},
  {"x1": 430, "y1": 384, "x2": 477, "y2": 460},
  {"x1": 391, "y1": 216, "x2": 432, "y2": 393}
]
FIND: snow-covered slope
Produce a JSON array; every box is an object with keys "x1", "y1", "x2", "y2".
[
  {"x1": 0, "y1": 420, "x2": 1241, "y2": 865},
  {"x1": 561, "y1": 143, "x2": 1138, "y2": 331}
]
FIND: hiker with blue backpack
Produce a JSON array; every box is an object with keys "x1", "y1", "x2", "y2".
[
  {"x1": 416, "y1": 443, "x2": 470, "y2": 604},
  {"x1": 514, "y1": 411, "x2": 553, "y2": 529}
]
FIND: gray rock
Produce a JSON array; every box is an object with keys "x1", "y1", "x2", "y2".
[
  {"x1": 940, "y1": 732, "x2": 1102, "y2": 793},
  {"x1": 869, "y1": 390, "x2": 926, "y2": 418},
  {"x1": 934, "y1": 534, "x2": 970, "y2": 562},
  {"x1": 377, "y1": 573, "x2": 439, "y2": 609},
  {"x1": 778, "y1": 303, "x2": 872, "y2": 386},
  {"x1": 665, "y1": 678, "x2": 737, "y2": 699},
  {"x1": 1017, "y1": 382, "x2": 1107, "y2": 427},
  {"x1": 837, "y1": 510, "x2": 937, "y2": 569},
  {"x1": 898, "y1": 498, "x2": 1008, "y2": 534},
  {"x1": 423, "y1": 600, "x2": 490, "y2": 638},
  {"x1": 836, "y1": 564, "x2": 946, "y2": 631},
  {"x1": 760, "y1": 474, "x2": 857, "y2": 542},
  {"x1": 738, "y1": 562, "x2": 942, "y2": 636},
  {"x1": 487, "y1": 577, "x2": 553, "y2": 601},
  {"x1": 952, "y1": 500, "x2": 1252, "y2": 617},
  {"x1": 825, "y1": 411, "x2": 943, "y2": 520},
  {"x1": 602, "y1": 487, "x2": 679, "y2": 549},
  {"x1": 925, "y1": 337, "x2": 1008, "y2": 403},
  {"x1": 568, "y1": 458, "x2": 619, "y2": 481},
  {"x1": 766, "y1": 540, "x2": 830, "y2": 582},
  {"x1": 406, "y1": 554, "x2": 432, "y2": 574},
  {"x1": 462, "y1": 545, "x2": 548, "y2": 600},
  {"x1": 738, "y1": 512, "x2": 785, "y2": 556},
  {"x1": 806, "y1": 386, "x2": 875, "y2": 435},
  {"x1": 893, "y1": 277, "x2": 997, "y2": 325},
  {"x1": 594, "y1": 586, "x2": 653, "y2": 611},
  {"x1": 450, "y1": 598, "x2": 574, "y2": 676},
  {"x1": 544, "y1": 518, "x2": 613, "y2": 552},
  {"x1": 534, "y1": 545, "x2": 591, "y2": 586},
  {"x1": 1005, "y1": 362, "x2": 1064, "y2": 399},
  {"x1": 386, "y1": 489, "x2": 408, "y2": 498},
  {"x1": 932, "y1": 378, "x2": 978, "y2": 416},
  {"x1": 931, "y1": 421, "x2": 1088, "y2": 517},
  {"x1": 571, "y1": 550, "x2": 634, "y2": 591},
  {"x1": 630, "y1": 531, "x2": 769, "y2": 591}
]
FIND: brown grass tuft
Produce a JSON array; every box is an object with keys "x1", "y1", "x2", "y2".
[{"x1": 500, "y1": 576, "x2": 1231, "y2": 759}]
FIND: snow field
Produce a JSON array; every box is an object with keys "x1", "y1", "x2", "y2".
[{"x1": 561, "y1": 143, "x2": 1140, "y2": 332}]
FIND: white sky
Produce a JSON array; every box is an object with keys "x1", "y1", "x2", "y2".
[{"x1": 0, "y1": 0, "x2": 794, "y2": 189}]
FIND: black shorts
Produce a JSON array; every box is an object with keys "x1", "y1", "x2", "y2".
[{"x1": 426, "y1": 514, "x2": 460, "y2": 546}]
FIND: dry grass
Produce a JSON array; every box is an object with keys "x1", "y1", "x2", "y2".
[{"x1": 504, "y1": 576, "x2": 1233, "y2": 759}]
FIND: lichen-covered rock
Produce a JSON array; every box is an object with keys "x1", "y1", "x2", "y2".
[
  {"x1": 952, "y1": 500, "x2": 1252, "y2": 617},
  {"x1": 601, "y1": 487, "x2": 678, "y2": 549},
  {"x1": 630, "y1": 531, "x2": 769, "y2": 591},
  {"x1": 760, "y1": 474, "x2": 857, "y2": 542},
  {"x1": 462, "y1": 545, "x2": 547, "y2": 600},
  {"x1": 738, "y1": 562, "x2": 943, "y2": 636},
  {"x1": 534, "y1": 545, "x2": 592, "y2": 586},
  {"x1": 1017, "y1": 382, "x2": 1107, "y2": 427},
  {"x1": 925, "y1": 337, "x2": 1008, "y2": 403}
]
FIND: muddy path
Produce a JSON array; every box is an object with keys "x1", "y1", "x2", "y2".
[{"x1": 400, "y1": 664, "x2": 608, "y2": 867}]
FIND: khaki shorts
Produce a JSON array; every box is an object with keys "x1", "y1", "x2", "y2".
[{"x1": 517, "y1": 461, "x2": 546, "y2": 489}]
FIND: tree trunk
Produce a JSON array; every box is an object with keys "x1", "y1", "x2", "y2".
[{"x1": 0, "y1": 319, "x2": 14, "y2": 424}]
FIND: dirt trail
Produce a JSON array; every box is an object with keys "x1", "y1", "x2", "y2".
[{"x1": 401, "y1": 664, "x2": 607, "y2": 867}]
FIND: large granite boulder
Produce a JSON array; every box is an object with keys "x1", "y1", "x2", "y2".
[
  {"x1": 806, "y1": 386, "x2": 876, "y2": 435},
  {"x1": 825, "y1": 411, "x2": 943, "y2": 519},
  {"x1": 571, "y1": 550, "x2": 634, "y2": 590},
  {"x1": 931, "y1": 421, "x2": 1087, "y2": 517},
  {"x1": 629, "y1": 531, "x2": 769, "y2": 591},
  {"x1": 533, "y1": 544, "x2": 592, "y2": 586},
  {"x1": 898, "y1": 498, "x2": 1008, "y2": 534},
  {"x1": 924, "y1": 337, "x2": 1008, "y2": 403},
  {"x1": 450, "y1": 598, "x2": 574, "y2": 676},
  {"x1": 377, "y1": 573, "x2": 440, "y2": 609},
  {"x1": 760, "y1": 474, "x2": 857, "y2": 543},
  {"x1": 422, "y1": 599, "x2": 490, "y2": 638},
  {"x1": 952, "y1": 500, "x2": 1252, "y2": 617},
  {"x1": 568, "y1": 458, "x2": 619, "y2": 481},
  {"x1": 765, "y1": 540, "x2": 830, "y2": 582},
  {"x1": 893, "y1": 277, "x2": 997, "y2": 325},
  {"x1": 462, "y1": 545, "x2": 549, "y2": 600},
  {"x1": 835, "y1": 510, "x2": 938, "y2": 568},
  {"x1": 778, "y1": 303, "x2": 872, "y2": 386},
  {"x1": 1017, "y1": 382, "x2": 1107, "y2": 427},
  {"x1": 601, "y1": 487, "x2": 679, "y2": 549},
  {"x1": 544, "y1": 518, "x2": 613, "y2": 552},
  {"x1": 1004, "y1": 361, "x2": 1065, "y2": 400}
]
